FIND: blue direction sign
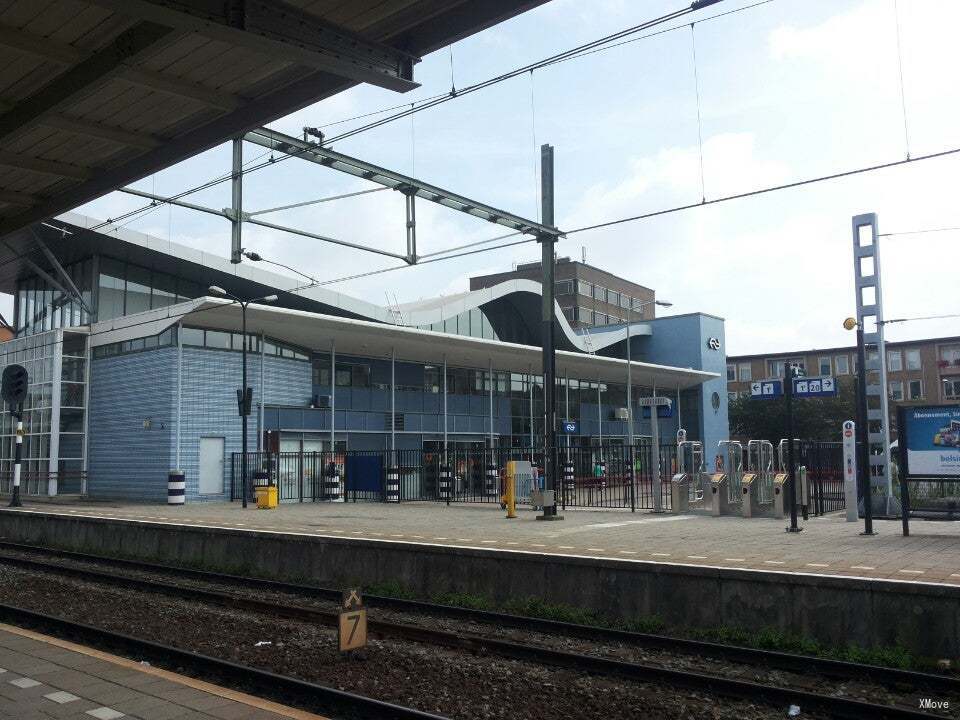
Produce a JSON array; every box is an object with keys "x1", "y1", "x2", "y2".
[
  {"x1": 641, "y1": 405, "x2": 674, "y2": 419},
  {"x1": 561, "y1": 420, "x2": 579, "y2": 434},
  {"x1": 750, "y1": 380, "x2": 783, "y2": 398},
  {"x1": 793, "y1": 376, "x2": 837, "y2": 398}
]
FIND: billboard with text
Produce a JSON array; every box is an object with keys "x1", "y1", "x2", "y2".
[{"x1": 902, "y1": 405, "x2": 960, "y2": 478}]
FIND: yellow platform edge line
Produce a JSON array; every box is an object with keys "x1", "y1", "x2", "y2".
[{"x1": 0, "y1": 622, "x2": 329, "y2": 720}]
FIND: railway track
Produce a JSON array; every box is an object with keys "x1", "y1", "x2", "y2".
[{"x1": 0, "y1": 542, "x2": 953, "y2": 719}]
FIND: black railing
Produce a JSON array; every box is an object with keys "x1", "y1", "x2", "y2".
[
  {"x1": 798, "y1": 441, "x2": 846, "y2": 515},
  {"x1": 231, "y1": 444, "x2": 679, "y2": 511}
]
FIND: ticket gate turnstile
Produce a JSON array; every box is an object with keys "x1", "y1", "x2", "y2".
[
  {"x1": 744, "y1": 440, "x2": 777, "y2": 518},
  {"x1": 671, "y1": 438, "x2": 705, "y2": 514}
]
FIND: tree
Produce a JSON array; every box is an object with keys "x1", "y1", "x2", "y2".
[{"x1": 729, "y1": 378, "x2": 856, "y2": 443}]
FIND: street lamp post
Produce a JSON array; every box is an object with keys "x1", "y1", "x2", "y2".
[
  {"x1": 843, "y1": 317, "x2": 875, "y2": 535},
  {"x1": 626, "y1": 299, "x2": 672, "y2": 510},
  {"x1": 209, "y1": 286, "x2": 277, "y2": 508}
]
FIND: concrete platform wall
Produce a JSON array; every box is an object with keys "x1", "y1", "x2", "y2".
[{"x1": 1, "y1": 511, "x2": 956, "y2": 660}]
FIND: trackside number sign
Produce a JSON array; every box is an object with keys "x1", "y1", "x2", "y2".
[{"x1": 339, "y1": 588, "x2": 367, "y2": 652}]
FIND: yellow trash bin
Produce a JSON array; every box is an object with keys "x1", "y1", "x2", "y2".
[{"x1": 255, "y1": 484, "x2": 278, "y2": 509}]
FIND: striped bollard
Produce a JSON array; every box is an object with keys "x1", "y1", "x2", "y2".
[
  {"x1": 324, "y1": 470, "x2": 343, "y2": 503},
  {"x1": 439, "y1": 466, "x2": 451, "y2": 505},
  {"x1": 386, "y1": 467, "x2": 400, "y2": 503},
  {"x1": 563, "y1": 462, "x2": 575, "y2": 493},
  {"x1": 167, "y1": 469, "x2": 185, "y2": 505},
  {"x1": 485, "y1": 464, "x2": 498, "y2": 496}
]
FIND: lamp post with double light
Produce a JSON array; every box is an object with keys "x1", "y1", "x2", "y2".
[{"x1": 208, "y1": 286, "x2": 278, "y2": 508}]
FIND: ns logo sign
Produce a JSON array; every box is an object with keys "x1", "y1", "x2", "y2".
[{"x1": 706, "y1": 337, "x2": 721, "y2": 351}]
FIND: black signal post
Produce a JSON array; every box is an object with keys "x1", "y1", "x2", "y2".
[
  {"x1": 784, "y1": 362, "x2": 802, "y2": 533},
  {"x1": 2, "y1": 364, "x2": 29, "y2": 508}
]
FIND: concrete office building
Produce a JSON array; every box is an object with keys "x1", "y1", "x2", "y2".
[{"x1": 0, "y1": 214, "x2": 728, "y2": 501}]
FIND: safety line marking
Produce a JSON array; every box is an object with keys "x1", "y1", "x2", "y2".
[
  {"x1": 619, "y1": 550, "x2": 637, "y2": 555},
  {"x1": 724, "y1": 558, "x2": 745, "y2": 562},
  {"x1": 531, "y1": 543, "x2": 546, "y2": 547},
  {"x1": 457, "y1": 538, "x2": 473, "y2": 542},
  {"x1": 557, "y1": 546, "x2": 575, "y2": 550},
  {"x1": 950, "y1": 573, "x2": 960, "y2": 578},
  {"x1": 434, "y1": 537, "x2": 448, "y2": 540},
  {"x1": 481, "y1": 540, "x2": 497, "y2": 544},
  {"x1": 687, "y1": 555, "x2": 707, "y2": 560},
  {"x1": 411, "y1": 535, "x2": 423, "y2": 539},
  {"x1": 390, "y1": 534, "x2": 405, "y2": 538},
  {"x1": 899, "y1": 569, "x2": 924, "y2": 574},
  {"x1": 850, "y1": 565, "x2": 875, "y2": 570},
  {"x1": 506, "y1": 542, "x2": 519, "y2": 545},
  {"x1": 764, "y1": 560, "x2": 785, "y2": 565},
  {"x1": 651, "y1": 552, "x2": 671, "y2": 557},
  {"x1": 586, "y1": 548, "x2": 605, "y2": 552},
  {"x1": 806, "y1": 563, "x2": 829, "y2": 568}
]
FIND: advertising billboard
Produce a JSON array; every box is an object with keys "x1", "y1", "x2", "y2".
[{"x1": 901, "y1": 405, "x2": 960, "y2": 478}]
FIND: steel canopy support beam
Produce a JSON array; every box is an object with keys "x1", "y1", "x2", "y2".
[
  {"x1": 30, "y1": 230, "x2": 93, "y2": 316},
  {"x1": 404, "y1": 191, "x2": 417, "y2": 264},
  {"x1": 0, "y1": 21, "x2": 174, "y2": 143},
  {"x1": 41, "y1": 115, "x2": 161, "y2": 151},
  {"x1": 245, "y1": 128, "x2": 562, "y2": 239},
  {"x1": 85, "y1": 0, "x2": 419, "y2": 93},
  {"x1": 119, "y1": 187, "x2": 228, "y2": 218},
  {"x1": 0, "y1": 152, "x2": 91, "y2": 181}
]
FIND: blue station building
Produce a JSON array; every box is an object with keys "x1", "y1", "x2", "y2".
[{"x1": 0, "y1": 214, "x2": 727, "y2": 501}]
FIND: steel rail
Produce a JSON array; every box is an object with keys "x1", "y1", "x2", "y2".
[
  {"x1": 0, "y1": 541, "x2": 953, "y2": 695},
  {"x1": 0, "y1": 551, "x2": 949, "y2": 720},
  {"x1": 0, "y1": 602, "x2": 446, "y2": 720}
]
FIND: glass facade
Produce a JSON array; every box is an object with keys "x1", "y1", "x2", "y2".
[
  {"x1": 96, "y1": 258, "x2": 201, "y2": 322},
  {"x1": 16, "y1": 259, "x2": 93, "y2": 335},
  {"x1": 420, "y1": 307, "x2": 498, "y2": 340},
  {"x1": 0, "y1": 330, "x2": 88, "y2": 495}
]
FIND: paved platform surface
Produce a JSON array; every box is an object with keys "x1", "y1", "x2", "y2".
[
  {"x1": 0, "y1": 623, "x2": 324, "y2": 720},
  {"x1": 6, "y1": 500, "x2": 960, "y2": 585}
]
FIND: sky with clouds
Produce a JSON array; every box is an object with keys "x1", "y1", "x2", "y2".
[{"x1": 46, "y1": 0, "x2": 960, "y2": 355}]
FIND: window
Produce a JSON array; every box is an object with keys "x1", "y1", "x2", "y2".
[
  {"x1": 595, "y1": 313, "x2": 607, "y2": 325},
  {"x1": 577, "y1": 281, "x2": 592, "y2": 298},
  {"x1": 835, "y1": 355, "x2": 849, "y2": 375},
  {"x1": 562, "y1": 306, "x2": 575, "y2": 321},
  {"x1": 620, "y1": 295, "x2": 631, "y2": 309},
  {"x1": 97, "y1": 259, "x2": 125, "y2": 321},
  {"x1": 889, "y1": 380, "x2": 903, "y2": 401},
  {"x1": 768, "y1": 358, "x2": 804, "y2": 378},
  {"x1": 125, "y1": 265, "x2": 151, "y2": 315},
  {"x1": 945, "y1": 378, "x2": 960, "y2": 400},
  {"x1": 738, "y1": 363, "x2": 752, "y2": 381},
  {"x1": 593, "y1": 285, "x2": 606, "y2": 302},
  {"x1": 906, "y1": 349, "x2": 921, "y2": 371},
  {"x1": 887, "y1": 350, "x2": 902, "y2": 372},
  {"x1": 181, "y1": 327, "x2": 204, "y2": 346},
  {"x1": 818, "y1": 356, "x2": 831, "y2": 376},
  {"x1": 726, "y1": 364, "x2": 736, "y2": 382},
  {"x1": 555, "y1": 280, "x2": 573, "y2": 295},
  {"x1": 577, "y1": 307, "x2": 592, "y2": 324},
  {"x1": 728, "y1": 392, "x2": 738, "y2": 402},
  {"x1": 939, "y1": 344, "x2": 960, "y2": 367},
  {"x1": 908, "y1": 379, "x2": 923, "y2": 400},
  {"x1": 607, "y1": 290, "x2": 619, "y2": 307}
]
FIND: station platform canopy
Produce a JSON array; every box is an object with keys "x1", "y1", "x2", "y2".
[
  {"x1": 91, "y1": 297, "x2": 718, "y2": 391},
  {"x1": 0, "y1": 0, "x2": 548, "y2": 239}
]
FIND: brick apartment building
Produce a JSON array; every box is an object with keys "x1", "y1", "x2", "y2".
[
  {"x1": 470, "y1": 257, "x2": 656, "y2": 329},
  {"x1": 726, "y1": 335, "x2": 960, "y2": 440}
]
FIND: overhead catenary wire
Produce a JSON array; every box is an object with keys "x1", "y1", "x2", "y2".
[
  {"x1": 892, "y1": 0, "x2": 911, "y2": 159},
  {"x1": 89, "y1": 1, "x2": 727, "y2": 234},
  {"x1": 879, "y1": 226, "x2": 960, "y2": 237}
]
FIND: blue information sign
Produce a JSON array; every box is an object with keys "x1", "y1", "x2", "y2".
[
  {"x1": 793, "y1": 376, "x2": 837, "y2": 398},
  {"x1": 750, "y1": 380, "x2": 783, "y2": 398},
  {"x1": 561, "y1": 420, "x2": 579, "y2": 434},
  {"x1": 641, "y1": 405, "x2": 673, "y2": 419}
]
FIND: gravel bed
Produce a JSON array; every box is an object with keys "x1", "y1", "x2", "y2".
[
  {"x1": 0, "y1": 548, "x2": 952, "y2": 717},
  {"x1": 0, "y1": 564, "x2": 819, "y2": 720}
]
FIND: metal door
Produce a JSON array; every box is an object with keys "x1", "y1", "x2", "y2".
[{"x1": 199, "y1": 437, "x2": 225, "y2": 495}]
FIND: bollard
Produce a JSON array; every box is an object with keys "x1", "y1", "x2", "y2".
[
  {"x1": 439, "y1": 465, "x2": 451, "y2": 505},
  {"x1": 385, "y1": 466, "x2": 400, "y2": 503},
  {"x1": 167, "y1": 469, "x2": 185, "y2": 505},
  {"x1": 598, "y1": 460, "x2": 607, "y2": 490},
  {"x1": 324, "y1": 465, "x2": 343, "y2": 503},
  {"x1": 505, "y1": 464, "x2": 517, "y2": 519},
  {"x1": 563, "y1": 461, "x2": 575, "y2": 502},
  {"x1": 485, "y1": 464, "x2": 498, "y2": 496}
]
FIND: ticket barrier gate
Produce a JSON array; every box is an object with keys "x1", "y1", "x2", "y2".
[
  {"x1": 776, "y1": 439, "x2": 808, "y2": 520},
  {"x1": 671, "y1": 438, "x2": 705, "y2": 513},
  {"x1": 710, "y1": 441, "x2": 743, "y2": 517},
  {"x1": 744, "y1": 440, "x2": 777, "y2": 518}
]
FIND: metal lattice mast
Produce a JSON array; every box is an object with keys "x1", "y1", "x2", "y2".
[{"x1": 851, "y1": 213, "x2": 897, "y2": 513}]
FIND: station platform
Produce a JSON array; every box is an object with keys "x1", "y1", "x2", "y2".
[
  {"x1": 0, "y1": 501, "x2": 958, "y2": 660},
  {"x1": 5, "y1": 500, "x2": 958, "y2": 584},
  {"x1": 0, "y1": 622, "x2": 324, "y2": 720}
]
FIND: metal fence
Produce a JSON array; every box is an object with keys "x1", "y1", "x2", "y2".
[
  {"x1": 797, "y1": 441, "x2": 845, "y2": 515},
  {"x1": 231, "y1": 443, "x2": 678, "y2": 511}
]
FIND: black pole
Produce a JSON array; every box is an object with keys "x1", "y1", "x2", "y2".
[
  {"x1": 537, "y1": 143, "x2": 561, "y2": 521},
  {"x1": 897, "y1": 405, "x2": 910, "y2": 536},
  {"x1": 9, "y1": 404, "x2": 22, "y2": 507},
  {"x1": 241, "y1": 301, "x2": 248, "y2": 509},
  {"x1": 785, "y1": 364, "x2": 801, "y2": 532},
  {"x1": 856, "y1": 327, "x2": 874, "y2": 535}
]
